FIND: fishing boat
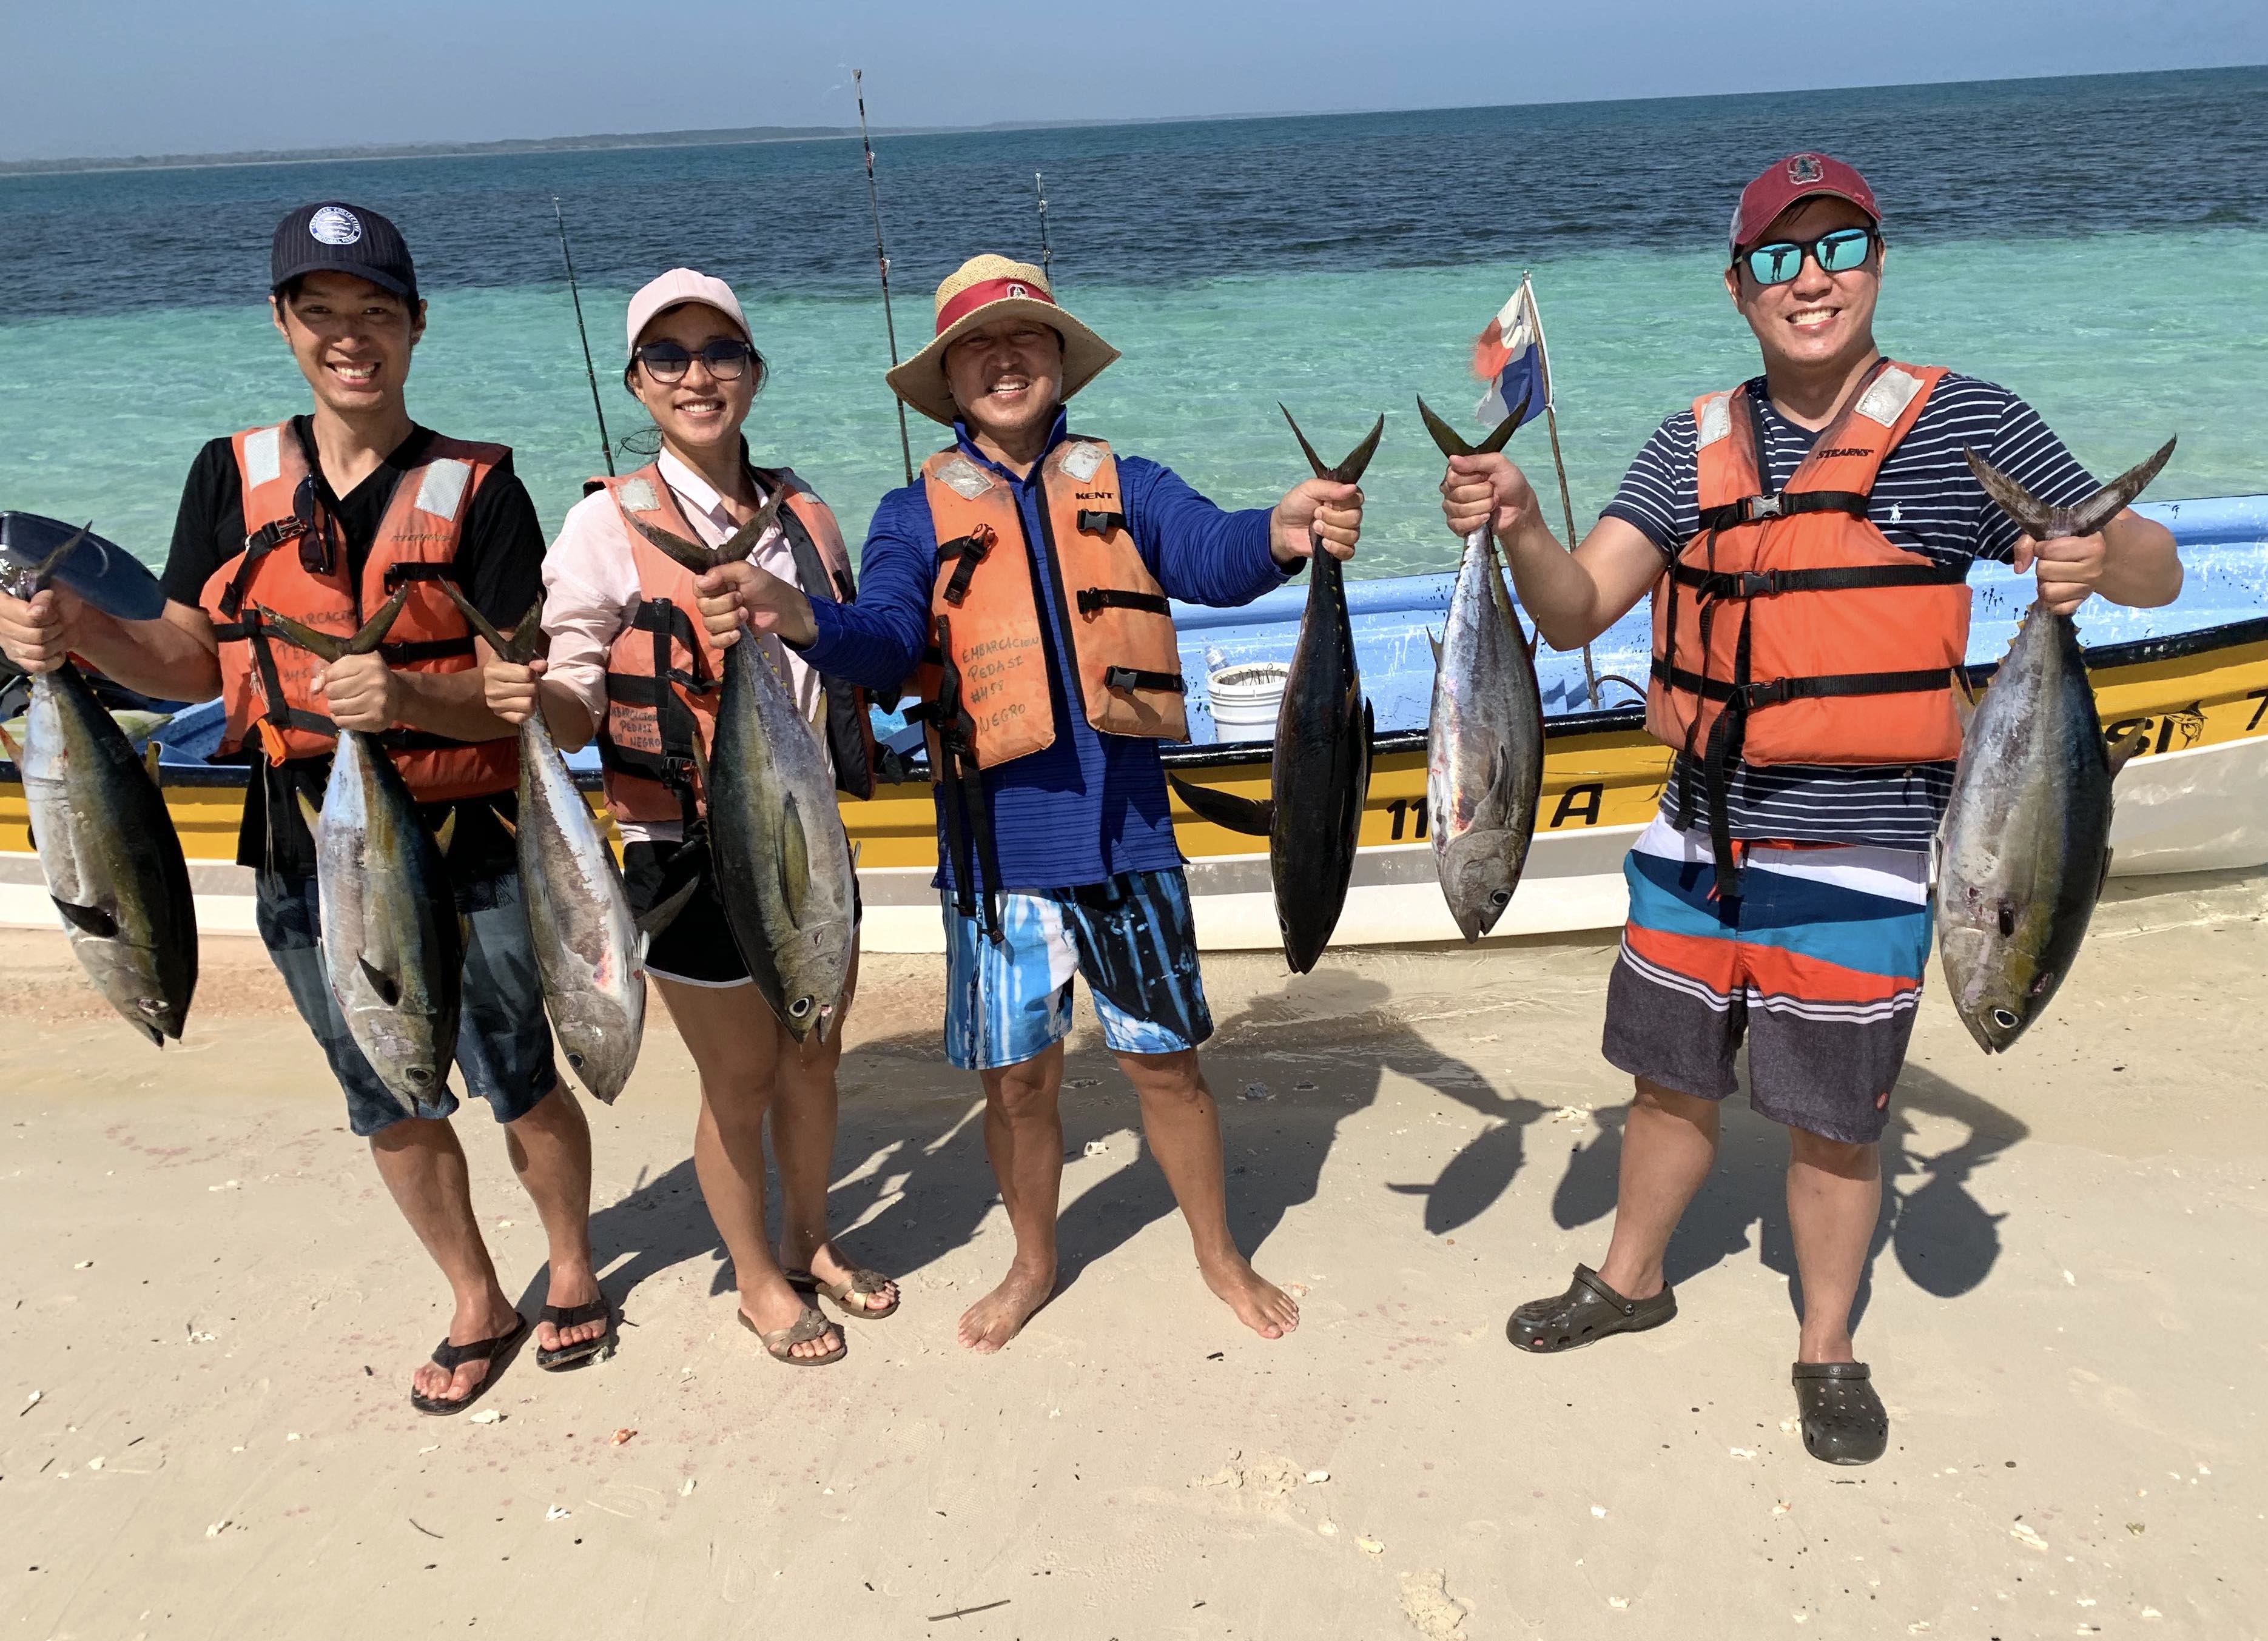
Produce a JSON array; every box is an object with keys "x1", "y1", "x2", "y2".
[{"x1": 5, "y1": 494, "x2": 2266, "y2": 951}]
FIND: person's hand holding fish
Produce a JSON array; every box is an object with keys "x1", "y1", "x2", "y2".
[
  {"x1": 1438, "y1": 451, "x2": 1539, "y2": 545},
  {"x1": 480, "y1": 653, "x2": 547, "y2": 727},
  {"x1": 1270, "y1": 478, "x2": 1364, "y2": 563},
  {"x1": 2017, "y1": 527, "x2": 2109, "y2": 616},
  {"x1": 696, "y1": 559, "x2": 815, "y2": 649},
  {"x1": 0, "y1": 583, "x2": 86, "y2": 675},
  {"x1": 314, "y1": 648, "x2": 401, "y2": 732}
]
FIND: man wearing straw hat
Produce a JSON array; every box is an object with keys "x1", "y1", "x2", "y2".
[{"x1": 696, "y1": 255, "x2": 1364, "y2": 1351}]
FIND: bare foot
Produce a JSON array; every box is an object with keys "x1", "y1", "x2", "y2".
[
  {"x1": 739, "y1": 1272, "x2": 842, "y2": 1362},
  {"x1": 411, "y1": 1292, "x2": 523, "y2": 1406},
  {"x1": 535, "y1": 1261, "x2": 608, "y2": 1355},
  {"x1": 1199, "y1": 1252, "x2": 1300, "y2": 1340},
  {"x1": 957, "y1": 1260, "x2": 1056, "y2": 1354}
]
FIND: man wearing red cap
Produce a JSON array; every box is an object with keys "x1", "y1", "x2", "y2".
[
  {"x1": 698, "y1": 255, "x2": 1363, "y2": 1352},
  {"x1": 1440, "y1": 155, "x2": 2180, "y2": 1461}
]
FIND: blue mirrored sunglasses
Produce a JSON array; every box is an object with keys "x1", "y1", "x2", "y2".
[{"x1": 1741, "y1": 227, "x2": 1879, "y2": 286}]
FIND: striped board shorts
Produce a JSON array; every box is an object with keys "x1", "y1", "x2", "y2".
[
  {"x1": 1601, "y1": 817, "x2": 1933, "y2": 1144},
  {"x1": 942, "y1": 868, "x2": 1214, "y2": 1072}
]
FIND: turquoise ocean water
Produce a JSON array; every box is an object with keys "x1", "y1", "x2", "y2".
[{"x1": 2, "y1": 68, "x2": 2264, "y2": 580}]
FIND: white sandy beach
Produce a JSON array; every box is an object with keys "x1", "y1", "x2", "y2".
[{"x1": 3, "y1": 871, "x2": 2264, "y2": 1639}]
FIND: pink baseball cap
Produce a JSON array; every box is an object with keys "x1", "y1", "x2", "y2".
[
  {"x1": 625, "y1": 268, "x2": 751, "y2": 355},
  {"x1": 1729, "y1": 153, "x2": 1882, "y2": 257}
]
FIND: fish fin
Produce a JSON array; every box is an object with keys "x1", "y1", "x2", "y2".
[
  {"x1": 778, "y1": 790, "x2": 813, "y2": 925},
  {"x1": 439, "y1": 583, "x2": 541, "y2": 663},
  {"x1": 356, "y1": 956, "x2": 402, "y2": 1008},
  {"x1": 294, "y1": 791, "x2": 322, "y2": 834},
  {"x1": 250, "y1": 605, "x2": 350, "y2": 664},
  {"x1": 1416, "y1": 394, "x2": 1529, "y2": 458},
  {"x1": 2107, "y1": 725, "x2": 2149, "y2": 777},
  {"x1": 52, "y1": 897, "x2": 119, "y2": 939},
  {"x1": 5, "y1": 525, "x2": 93, "y2": 600},
  {"x1": 851, "y1": 840, "x2": 863, "y2": 870},
  {"x1": 688, "y1": 734, "x2": 711, "y2": 797},
  {"x1": 626, "y1": 517, "x2": 722, "y2": 575},
  {"x1": 143, "y1": 740, "x2": 164, "y2": 782},
  {"x1": 1169, "y1": 774, "x2": 1274, "y2": 836},
  {"x1": 2099, "y1": 844, "x2": 2115, "y2": 899},
  {"x1": 435, "y1": 811, "x2": 458, "y2": 855},
  {"x1": 0, "y1": 722, "x2": 20, "y2": 763},
  {"x1": 717, "y1": 484, "x2": 789, "y2": 562},
  {"x1": 1279, "y1": 406, "x2": 1386, "y2": 486},
  {"x1": 635, "y1": 876, "x2": 699, "y2": 939},
  {"x1": 488, "y1": 802, "x2": 517, "y2": 838},
  {"x1": 2068, "y1": 438, "x2": 2178, "y2": 537},
  {"x1": 1426, "y1": 628, "x2": 1442, "y2": 669},
  {"x1": 346, "y1": 587, "x2": 413, "y2": 654}
]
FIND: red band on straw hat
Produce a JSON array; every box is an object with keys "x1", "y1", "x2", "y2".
[{"x1": 935, "y1": 276, "x2": 1058, "y2": 335}]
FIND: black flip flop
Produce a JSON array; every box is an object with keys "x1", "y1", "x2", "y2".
[
  {"x1": 1506, "y1": 1264, "x2": 1677, "y2": 1354},
  {"x1": 409, "y1": 1315, "x2": 530, "y2": 1416},
  {"x1": 536, "y1": 1298, "x2": 615, "y2": 1371},
  {"x1": 1792, "y1": 1361, "x2": 1888, "y2": 1465}
]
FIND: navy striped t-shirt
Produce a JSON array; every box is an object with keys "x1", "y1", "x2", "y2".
[{"x1": 1602, "y1": 371, "x2": 2099, "y2": 849}]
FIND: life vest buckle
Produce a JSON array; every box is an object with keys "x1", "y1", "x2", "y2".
[
  {"x1": 1747, "y1": 494, "x2": 1784, "y2": 522},
  {"x1": 1102, "y1": 665, "x2": 1187, "y2": 696},
  {"x1": 1075, "y1": 509, "x2": 1128, "y2": 537},
  {"x1": 938, "y1": 524, "x2": 998, "y2": 608},
  {"x1": 1739, "y1": 677, "x2": 1795, "y2": 709}
]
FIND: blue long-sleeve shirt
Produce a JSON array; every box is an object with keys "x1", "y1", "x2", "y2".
[{"x1": 803, "y1": 408, "x2": 1290, "y2": 891}]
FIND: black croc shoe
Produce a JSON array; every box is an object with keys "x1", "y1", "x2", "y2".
[
  {"x1": 1506, "y1": 1264, "x2": 1677, "y2": 1354},
  {"x1": 1792, "y1": 1361, "x2": 1889, "y2": 1465}
]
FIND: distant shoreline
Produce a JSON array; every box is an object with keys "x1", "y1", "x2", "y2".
[{"x1": 0, "y1": 113, "x2": 1276, "y2": 179}]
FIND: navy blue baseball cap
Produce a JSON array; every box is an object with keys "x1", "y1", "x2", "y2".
[{"x1": 270, "y1": 202, "x2": 419, "y2": 303}]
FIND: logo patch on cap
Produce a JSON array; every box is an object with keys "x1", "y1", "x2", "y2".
[
  {"x1": 309, "y1": 206, "x2": 364, "y2": 247},
  {"x1": 1786, "y1": 155, "x2": 1825, "y2": 185}
]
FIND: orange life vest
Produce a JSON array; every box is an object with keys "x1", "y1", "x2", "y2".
[
  {"x1": 904, "y1": 437, "x2": 1187, "y2": 938},
  {"x1": 592, "y1": 460, "x2": 873, "y2": 826},
  {"x1": 202, "y1": 420, "x2": 517, "y2": 803},
  {"x1": 1645, "y1": 361, "x2": 1971, "y2": 883}
]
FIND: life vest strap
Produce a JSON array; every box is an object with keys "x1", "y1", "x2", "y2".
[
  {"x1": 1075, "y1": 509, "x2": 1128, "y2": 535},
  {"x1": 1102, "y1": 665, "x2": 1187, "y2": 696},
  {"x1": 928, "y1": 612, "x2": 1006, "y2": 945},
  {"x1": 1695, "y1": 490, "x2": 1868, "y2": 532},
  {"x1": 1669, "y1": 560, "x2": 1965, "y2": 600},
  {"x1": 1650, "y1": 657, "x2": 1951, "y2": 707},
  {"x1": 1076, "y1": 588, "x2": 1172, "y2": 619},
  {"x1": 382, "y1": 562, "x2": 459, "y2": 589},
  {"x1": 938, "y1": 525, "x2": 998, "y2": 609}
]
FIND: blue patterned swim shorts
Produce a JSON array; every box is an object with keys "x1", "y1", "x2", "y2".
[{"x1": 941, "y1": 868, "x2": 1214, "y2": 1072}]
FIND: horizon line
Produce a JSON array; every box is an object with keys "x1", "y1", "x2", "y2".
[{"x1": 4, "y1": 61, "x2": 2261, "y2": 178}]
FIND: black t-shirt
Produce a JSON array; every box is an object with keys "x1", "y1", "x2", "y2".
[{"x1": 163, "y1": 418, "x2": 547, "y2": 880}]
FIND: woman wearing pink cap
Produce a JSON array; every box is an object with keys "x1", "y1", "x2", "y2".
[{"x1": 480, "y1": 269, "x2": 897, "y2": 1366}]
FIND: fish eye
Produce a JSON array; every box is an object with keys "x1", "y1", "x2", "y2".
[
  {"x1": 1990, "y1": 1008, "x2": 2020, "y2": 1031},
  {"x1": 1489, "y1": 888, "x2": 1512, "y2": 908},
  {"x1": 136, "y1": 998, "x2": 165, "y2": 1015},
  {"x1": 406, "y1": 1067, "x2": 432, "y2": 1086},
  {"x1": 567, "y1": 1052, "x2": 585, "y2": 1069},
  {"x1": 789, "y1": 997, "x2": 813, "y2": 1018}
]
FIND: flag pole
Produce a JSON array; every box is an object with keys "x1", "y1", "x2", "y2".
[
  {"x1": 855, "y1": 69, "x2": 915, "y2": 488},
  {"x1": 1524, "y1": 274, "x2": 1601, "y2": 707}
]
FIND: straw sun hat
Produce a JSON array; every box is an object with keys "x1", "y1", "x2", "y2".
[{"x1": 886, "y1": 255, "x2": 1120, "y2": 426}]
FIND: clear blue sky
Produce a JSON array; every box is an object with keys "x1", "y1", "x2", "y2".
[{"x1": 5, "y1": 0, "x2": 2263, "y2": 161}]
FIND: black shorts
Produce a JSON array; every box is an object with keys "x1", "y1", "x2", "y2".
[{"x1": 623, "y1": 837, "x2": 750, "y2": 988}]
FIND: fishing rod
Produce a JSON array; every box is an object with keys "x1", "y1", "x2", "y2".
[
  {"x1": 1034, "y1": 170, "x2": 1053, "y2": 286},
  {"x1": 855, "y1": 69, "x2": 915, "y2": 487},
  {"x1": 554, "y1": 196, "x2": 614, "y2": 477}
]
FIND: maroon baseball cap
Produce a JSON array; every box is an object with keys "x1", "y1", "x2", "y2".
[{"x1": 1729, "y1": 153, "x2": 1881, "y2": 257}]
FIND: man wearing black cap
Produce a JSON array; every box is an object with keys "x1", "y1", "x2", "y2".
[
  {"x1": 0, "y1": 202, "x2": 611, "y2": 1415},
  {"x1": 1438, "y1": 155, "x2": 2181, "y2": 1463}
]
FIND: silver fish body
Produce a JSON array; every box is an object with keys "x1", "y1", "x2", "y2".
[
  {"x1": 1937, "y1": 436, "x2": 2176, "y2": 1053},
  {"x1": 1427, "y1": 527, "x2": 1544, "y2": 941},
  {"x1": 707, "y1": 636, "x2": 857, "y2": 1041},
  {"x1": 17, "y1": 663, "x2": 198, "y2": 1044},
  {"x1": 310, "y1": 728, "x2": 463, "y2": 1112},
  {"x1": 1934, "y1": 606, "x2": 2115, "y2": 1052},
  {"x1": 517, "y1": 708, "x2": 644, "y2": 1101}
]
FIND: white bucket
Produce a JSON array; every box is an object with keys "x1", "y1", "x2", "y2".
[{"x1": 1206, "y1": 662, "x2": 1288, "y2": 736}]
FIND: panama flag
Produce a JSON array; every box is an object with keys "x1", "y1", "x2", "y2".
[{"x1": 1472, "y1": 273, "x2": 1552, "y2": 429}]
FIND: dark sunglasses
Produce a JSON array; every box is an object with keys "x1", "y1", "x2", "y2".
[
  {"x1": 291, "y1": 475, "x2": 341, "y2": 576},
  {"x1": 1740, "y1": 227, "x2": 1879, "y2": 286},
  {"x1": 634, "y1": 338, "x2": 755, "y2": 383}
]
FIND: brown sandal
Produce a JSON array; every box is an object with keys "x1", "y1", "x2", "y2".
[
  {"x1": 786, "y1": 1266, "x2": 900, "y2": 1320},
  {"x1": 740, "y1": 1305, "x2": 846, "y2": 1366}
]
